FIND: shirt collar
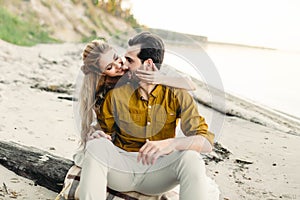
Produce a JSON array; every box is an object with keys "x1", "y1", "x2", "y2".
[
  {"x1": 150, "y1": 85, "x2": 162, "y2": 98},
  {"x1": 135, "y1": 84, "x2": 162, "y2": 100}
]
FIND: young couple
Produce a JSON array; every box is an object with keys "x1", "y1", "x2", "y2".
[{"x1": 76, "y1": 31, "x2": 215, "y2": 200}]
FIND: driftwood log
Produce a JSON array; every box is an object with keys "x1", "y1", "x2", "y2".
[
  {"x1": 0, "y1": 141, "x2": 73, "y2": 193},
  {"x1": 0, "y1": 140, "x2": 232, "y2": 195}
]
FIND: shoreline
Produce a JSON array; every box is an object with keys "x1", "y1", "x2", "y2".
[
  {"x1": 0, "y1": 40, "x2": 299, "y2": 199},
  {"x1": 207, "y1": 41, "x2": 276, "y2": 50}
]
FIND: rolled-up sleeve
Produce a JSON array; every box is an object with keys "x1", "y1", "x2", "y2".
[{"x1": 175, "y1": 89, "x2": 215, "y2": 145}]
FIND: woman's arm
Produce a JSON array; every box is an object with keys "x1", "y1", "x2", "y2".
[
  {"x1": 87, "y1": 109, "x2": 112, "y2": 141},
  {"x1": 136, "y1": 64, "x2": 197, "y2": 91}
]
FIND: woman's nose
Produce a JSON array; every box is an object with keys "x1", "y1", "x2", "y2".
[
  {"x1": 117, "y1": 57, "x2": 128, "y2": 70},
  {"x1": 121, "y1": 64, "x2": 129, "y2": 70},
  {"x1": 115, "y1": 62, "x2": 122, "y2": 69}
]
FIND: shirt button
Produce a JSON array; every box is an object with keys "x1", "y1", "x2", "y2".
[
  {"x1": 147, "y1": 121, "x2": 151, "y2": 125},
  {"x1": 148, "y1": 105, "x2": 151, "y2": 109}
]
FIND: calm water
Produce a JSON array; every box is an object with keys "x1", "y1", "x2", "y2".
[{"x1": 164, "y1": 43, "x2": 300, "y2": 119}]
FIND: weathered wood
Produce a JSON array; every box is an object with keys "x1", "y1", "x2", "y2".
[
  {"x1": 0, "y1": 141, "x2": 73, "y2": 193},
  {"x1": 0, "y1": 140, "x2": 230, "y2": 197}
]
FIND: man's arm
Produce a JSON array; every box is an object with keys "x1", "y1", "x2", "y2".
[
  {"x1": 176, "y1": 89, "x2": 214, "y2": 150},
  {"x1": 137, "y1": 88, "x2": 214, "y2": 165}
]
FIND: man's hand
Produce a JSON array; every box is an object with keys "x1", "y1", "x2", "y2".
[
  {"x1": 137, "y1": 139, "x2": 175, "y2": 165},
  {"x1": 88, "y1": 130, "x2": 112, "y2": 141}
]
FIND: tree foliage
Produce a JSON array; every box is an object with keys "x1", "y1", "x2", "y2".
[{"x1": 95, "y1": 0, "x2": 140, "y2": 28}]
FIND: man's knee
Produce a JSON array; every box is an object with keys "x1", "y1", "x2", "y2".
[
  {"x1": 85, "y1": 138, "x2": 115, "y2": 166},
  {"x1": 180, "y1": 150, "x2": 203, "y2": 163},
  {"x1": 86, "y1": 138, "x2": 114, "y2": 152},
  {"x1": 178, "y1": 150, "x2": 206, "y2": 174}
]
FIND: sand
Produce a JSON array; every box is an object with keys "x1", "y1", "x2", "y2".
[{"x1": 0, "y1": 39, "x2": 299, "y2": 200}]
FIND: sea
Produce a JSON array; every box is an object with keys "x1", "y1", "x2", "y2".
[{"x1": 163, "y1": 41, "x2": 300, "y2": 121}]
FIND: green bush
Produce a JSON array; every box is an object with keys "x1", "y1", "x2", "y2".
[{"x1": 0, "y1": 7, "x2": 58, "y2": 46}]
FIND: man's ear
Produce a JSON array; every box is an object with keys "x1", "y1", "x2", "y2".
[{"x1": 143, "y1": 59, "x2": 154, "y2": 71}]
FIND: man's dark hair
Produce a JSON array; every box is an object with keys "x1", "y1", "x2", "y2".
[{"x1": 128, "y1": 32, "x2": 165, "y2": 69}]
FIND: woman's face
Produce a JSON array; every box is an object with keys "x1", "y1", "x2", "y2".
[{"x1": 99, "y1": 49, "x2": 126, "y2": 77}]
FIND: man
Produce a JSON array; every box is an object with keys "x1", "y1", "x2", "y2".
[{"x1": 80, "y1": 32, "x2": 214, "y2": 200}]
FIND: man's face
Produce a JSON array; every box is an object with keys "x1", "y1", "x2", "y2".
[{"x1": 124, "y1": 45, "x2": 142, "y2": 72}]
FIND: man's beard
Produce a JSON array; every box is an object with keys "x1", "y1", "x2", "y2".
[
  {"x1": 128, "y1": 70, "x2": 139, "y2": 83},
  {"x1": 124, "y1": 70, "x2": 141, "y2": 89}
]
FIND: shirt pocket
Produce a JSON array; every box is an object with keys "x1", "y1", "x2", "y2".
[
  {"x1": 155, "y1": 111, "x2": 177, "y2": 125},
  {"x1": 118, "y1": 112, "x2": 145, "y2": 138},
  {"x1": 152, "y1": 111, "x2": 177, "y2": 139}
]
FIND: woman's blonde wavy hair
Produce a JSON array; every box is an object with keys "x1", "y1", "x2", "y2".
[{"x1": 79, "y1": 39, "x2": 111, "y2": 147}]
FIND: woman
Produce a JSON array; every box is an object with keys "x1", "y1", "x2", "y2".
[{"x1": 78, "y1": 40, "x2": 126, "y2": 146}]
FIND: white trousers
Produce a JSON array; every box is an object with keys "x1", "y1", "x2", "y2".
[{"x1": 79, "y1": 138, "x2": 209, "y2": 200}]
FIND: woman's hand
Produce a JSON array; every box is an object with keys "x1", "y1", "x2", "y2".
[
  {"x1": 136, "y1": 63, "x2": 196, "y2": 91},
  {"x1": 136, "y1": 63, "x2": 162, "y2": 85},
  {"x1": 87, "y1": 130, "x2": 112, "y2": 141}
]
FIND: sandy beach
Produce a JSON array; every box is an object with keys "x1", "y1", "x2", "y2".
[{"x1": 0, "y1": 39, "x2": 300, "y2": 200}]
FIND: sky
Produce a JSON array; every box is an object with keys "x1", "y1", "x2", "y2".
[{"x1": 124, "y1": 0, "x2": 300, "y2": 51}]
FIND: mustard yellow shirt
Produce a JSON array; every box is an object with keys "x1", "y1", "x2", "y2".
[{"x1": 99, "y1": 84, "x2": 214, "y2": 152}]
